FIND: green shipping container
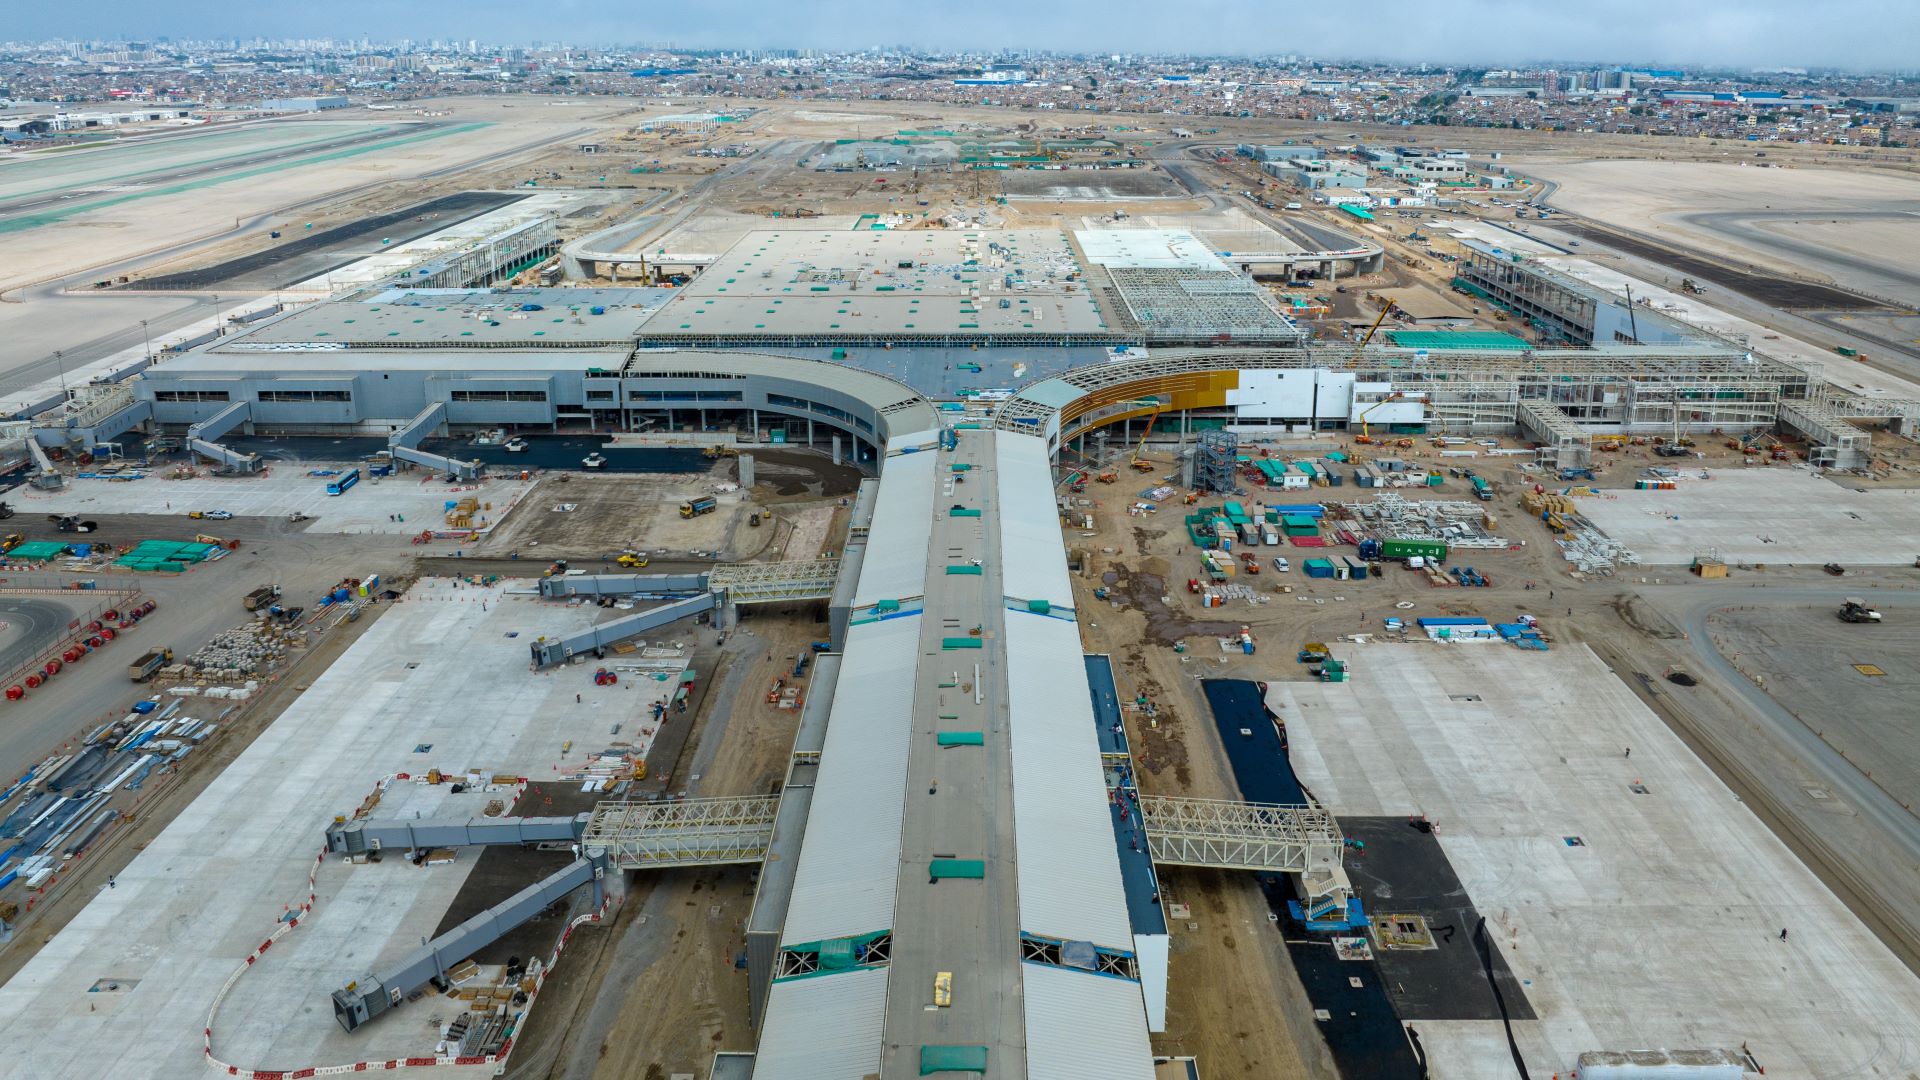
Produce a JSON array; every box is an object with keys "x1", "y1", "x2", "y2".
[{"x1": 1381, "y1": 539, "x2": 1448, "y2": 561}]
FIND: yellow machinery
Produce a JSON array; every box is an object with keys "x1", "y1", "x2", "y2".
[
  {"x1": 617, "y1": 552, "x2": 649, "y2": 568},
  {"x1": 1129, "y1": 411, "x2": 1162, "y2": 471},
  {"x1": 1355, "y1": 393, "x2": 1407, "y2": 444},
  {"x1": 1358, "y1": 299, "x2": 1398, "y2": 346}
]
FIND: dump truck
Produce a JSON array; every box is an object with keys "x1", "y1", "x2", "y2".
[
  {"x1": 680, "y1": 496, "x2": 717, "y2": 519},
  {"x1": 1838, "y1": 598, "x2": 1882, "y2": 623},
  {"x1": 243, "y1": 585, "x2": 281, "y2": 611},
  {"x1": 128, "y1": 648, "x2": 173, "y2": 682}
]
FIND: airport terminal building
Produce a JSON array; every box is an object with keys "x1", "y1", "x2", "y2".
[{"x1": 34, "y1": 226, "x2": 1919, "y2": 474}]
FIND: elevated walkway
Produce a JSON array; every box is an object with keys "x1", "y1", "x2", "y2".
[
  {"x1": 537, "y1": 571, "x2": 711, "y2": 599},
  {"x1": 1516, "y1": 399, "x2": 1591, "y2": 468},
  {"x1": 582, "y1": 796, "x2": 780, "y2": 869},
  {"x1": 325, "y1": 796, "x2": 780, "y2": 1032},
  {"x1": 1779, "y1": 398, "x2": 1872, "y2": 469},
  {"x1": 186, "y1": 401, "x2": 261, "y2": 473},
  {"x1": 331, "y1": 851, "x2": 609, "y2": 1032},
  {"x1": 528, "y1": 592, "x2": 717, "y2": 667},
  {"x1": 1137, "y1": 794, "x2": 1345, "y2": 875},
  {"x1": 389, "y1": 402, "x2": 484, "y2": 480},
  {"x1": 707, "y1": 558, "x2": 841, "y2": 604}
]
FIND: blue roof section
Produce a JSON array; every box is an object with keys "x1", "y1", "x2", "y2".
[
  {"x1": 1084, "y1": 653, "x2": 1129, "y2": 756},
  {"x1": 1084, "y1": 654, "x2": 1168, "y2": 936}
]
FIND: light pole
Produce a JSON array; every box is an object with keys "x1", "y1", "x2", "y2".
[
  {"x1": 53, "y1": 350, "x2": 68, "y2": 402},
  {"x1": 140, "y1": 319, "x2": 151, "y2": 361},
  {"x1": 209, "y1": 294, "x2": 221, "y2": 337}
]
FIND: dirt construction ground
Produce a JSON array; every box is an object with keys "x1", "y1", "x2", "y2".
[{"x1": 1062, "y1": 427, "x2": 1920, "y2": 1076}]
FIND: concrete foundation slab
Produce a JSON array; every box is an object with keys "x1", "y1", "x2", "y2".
[
  {"x1": 1273, "y1": 643, "x2": 1920, "y2": 1079},
  {"x1": 19, "y1": 466, "x2": 536, "y2": 535},
  {"x1": 1580, "y1": 469, "x2": 1920, "y2": 565},
  {"x1": 0, "y1": 578, "x2": 682, "y2": 1079}
]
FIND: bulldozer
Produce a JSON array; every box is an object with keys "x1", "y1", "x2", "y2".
[{"x1": 1838, "y1": 598, "x2": 1882, "y2": 623}]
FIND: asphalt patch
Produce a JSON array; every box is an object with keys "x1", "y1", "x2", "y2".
[
  {"x1": 1555, "y1": 220, "x2": 1882, "y2": 310},
  {"x1": 1341, "y1": 816, "x2": 1536, "y2": 1022},
  {"x1": 127, "y1": 191, "x2": 527, "y2": 291}
]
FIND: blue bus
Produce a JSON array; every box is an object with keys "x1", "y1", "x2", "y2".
[{"x1": 326, "y1": 468, "x2": 361, "y2": 496}]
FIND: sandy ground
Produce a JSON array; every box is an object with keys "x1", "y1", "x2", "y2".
[
  {"x1": 471, "y1": 471, "x2": 748, "y2": 559},
  {"x1": 0, "y1": 103, "x2": 617, "y2": 295},
  {"x1": 1514, "y1": 158, "x2": 1920, "y2": 303}
]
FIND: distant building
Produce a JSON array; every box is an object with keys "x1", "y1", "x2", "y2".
[
  {"x1": 259, "y1": 96, "x2": 349, "y2": 112},
  {"x1": 1239, "y1": 144, "x2": 1317, "y2": 162},
  {"x1": 1275, "y1": 159, "x2": 1367, "y2": 190}
]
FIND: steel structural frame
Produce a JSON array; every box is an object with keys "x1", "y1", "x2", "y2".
[
  {"x1": 583, "y1": 795, "x2": 781, "y2": 868},
  {"x1": 1137, "y1": 794, "x2": 1343, "y2": 873}
]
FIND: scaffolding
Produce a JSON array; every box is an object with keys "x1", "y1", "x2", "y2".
[
  {"x1": 998, "y1": 343, "x2": 1808, "y2": 443},
  {"x1": 1195, "y1": 430, "x2": 1238, "y2": 494}
]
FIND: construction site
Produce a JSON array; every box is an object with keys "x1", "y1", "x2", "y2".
[{"x1": 0, "y1": 92, "x2": 1917, "y2": 1080}]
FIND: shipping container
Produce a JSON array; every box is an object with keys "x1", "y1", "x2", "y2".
[
  {"x1": 1304, "y1": 558, "x2": 1337, "y2": 579},
  {"x1": 1381, "y1": 539, "x2": 1447, "y2": 562}
]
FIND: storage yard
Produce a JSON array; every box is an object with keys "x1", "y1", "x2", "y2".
[{"x1": 0, "y1": 577, "x2": 689, "y2": 1077}]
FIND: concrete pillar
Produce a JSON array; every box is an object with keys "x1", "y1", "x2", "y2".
[
  {"x1": 808, "y1": 418, "x2": 816, "y2": 447},
  {"x1": 738, "y1": 453, "x2": 755, "y2": 488},
  {"x1": 831, "y1": 435, "x2": 842, "y2": 466}
]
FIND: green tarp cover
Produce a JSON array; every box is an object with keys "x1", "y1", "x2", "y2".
[
  {"x1": 936, "y1": 732, "x2": 985, "y2": 746},
  {"x1": 950, "y1": 507, "x2": 982, "y2": 518},
  {"x1": 951, "y1": 463, "x2": 972, "y2": 471},
  {"x1": 874, "y1": 599, "x2": 901, "y2": 613},
  {"x1": 1026, "y1": 599, "x2": 1050, "y2": 614},
  {"x1": 929, "y1": 859, "x2": 986, "y2": 879},
  {"x1": 8, "y1": 542, "x2": 70, "y2": 561},
  {"x1": 921, "y1": 1046, "x2": 990, "y2": 1074},
  {"x1": 817, "y1": 937, "x2": 857, "y2": 970},
  {"x1": 946, "y1": 565, "x2": 983, "y2": 575},
  {"x1": 942, "y1": 637, "x2": 983, "y2": 649}
]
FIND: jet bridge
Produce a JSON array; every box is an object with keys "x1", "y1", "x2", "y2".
[
  {"x1": 528, "y1": 592, "x2": 717, "y2": 667},
  {"x1": 325, "y1": 798, "x2": 779, "y2": 1032},
  {"x1": 331, "y1": 849, "x2": 610, "y2": 1032},
  {"x1": 186, "y1": 401, "x2": 261, "y2": 473},
  {"x1": 537, "y1": 572, "x2": 711, "y2": 599},
  {"x1": 389, "y1": 402, "x2": 485, "y2": 480}
]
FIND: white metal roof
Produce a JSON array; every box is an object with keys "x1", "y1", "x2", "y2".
[
  {"x1": 1005, "y1": 612, "x2": 1136, "y2": 950},
  {"x1": 751, "y1": 966, "x2": 889, "y2": 1080},
  {"x1": 778, "y1": 613, "x2": 919, "y2": 945},
  {"x1": 1021, "y1": 963, "x2": 1156, "y2": 1080},
  {"x1": 994, "y1": 433, "x2": 1075, "y2": 610},
  {"x1": 1075, "y1": 228, "x2": 1229, "y2": 272},
  {"x1": 853, "y1": 435, "x2": 937, "y2": 607}
]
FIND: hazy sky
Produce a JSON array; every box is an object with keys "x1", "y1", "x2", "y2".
[{"x1": 23, "y1": 0, "x2": 1920, "y2": 73}]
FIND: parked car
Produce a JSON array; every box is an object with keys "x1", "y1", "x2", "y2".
[
  {"x1": 1823, "y1": 562, "x2": 1847, "y2": 576},
  {"x1": 1272, "y1": 557, "x2": 1291, "y2": 572}
]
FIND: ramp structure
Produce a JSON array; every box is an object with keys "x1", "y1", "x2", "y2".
[
  {"x1": 186, "y1": 400, "x2": 261, "y2": 473},
  {"x1": 389, "y1": 402, "x2": 484, "y2": 479}
]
